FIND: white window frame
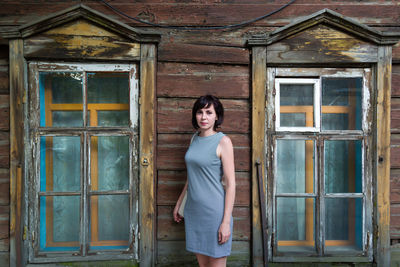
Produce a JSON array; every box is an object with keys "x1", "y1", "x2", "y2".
[{"x1": 275, "y1": 78, "x2": 320, "y2": 132}]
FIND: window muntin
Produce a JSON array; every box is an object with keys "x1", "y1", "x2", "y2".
[
  {"x1": 32, "y1": 63, "x2": 138, "y2": 258},
  {"x1": 271, "y1": 69, "x2": 370, "y2": 259}
]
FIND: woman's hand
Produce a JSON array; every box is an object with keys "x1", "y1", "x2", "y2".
[
  {"x1": 218, "y1": 222, "x2": 231, "y2": 244},
  {"x1": 173, "y1": 204, "x2": 184, "y2": 223}
]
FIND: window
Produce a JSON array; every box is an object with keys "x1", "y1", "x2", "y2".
[
  {"x1": 269, "y1": 68, "x2": 372, "y2": 260},
  {"x1": 29, "y1": 62, "x2": 139, "y2": 259}
]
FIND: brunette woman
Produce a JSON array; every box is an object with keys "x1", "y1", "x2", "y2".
[{"x1": 173, "y1": 95, "x2": 236, "y2": 267}]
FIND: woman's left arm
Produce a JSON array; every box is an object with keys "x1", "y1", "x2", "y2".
[{"x1": 218, "y1": 136, "x2": 236, "y2": 244}]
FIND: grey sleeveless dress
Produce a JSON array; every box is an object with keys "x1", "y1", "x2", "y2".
[{"x1": 184, "y1": 132, "x2": 233, "y2": 258}]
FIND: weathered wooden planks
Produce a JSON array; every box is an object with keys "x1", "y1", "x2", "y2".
[
  {"x1": 157, "y1": 206, "x2": 250, "y2": 241},
  {"x1": 267, "y1": 24, "x2": 378, "y2": 64},
  {"x1": 157, "y1": 240, "x2": 250, "y2": 266},
  {"x1": 23, "y1": 19, "x2": 141, "y2": 60},
  {"x1": 157, "y1": 133, "x2": 250, "y2": 171},
  {"x1": 393, "y1": 64, "x2": 400, "y2": 97},
  {"x1": 157, "y1": 98, "x2": 250, "y2": 133},
  {"x1": 157, "y1": 62, "x2": 249, "y2": 98},
  {"x1": 376, "y1": 45, "x2": 392, "y2": 266},
  {"x1": 1, "y1": 2, "x2": 400, "y2": 27},
  {"x1": 159, "y1": 42, "x2": 249, "y2": 65},
  {"x1": 157, "y1": 170, "x2": 250, "y2": 206}
]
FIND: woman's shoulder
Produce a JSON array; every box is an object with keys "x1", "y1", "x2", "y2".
[{"x1": 219, "y1": 134, "x2": 232, "y2": 147}]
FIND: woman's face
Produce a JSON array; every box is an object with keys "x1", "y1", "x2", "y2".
[{"x1": 196, "y1": 104, "x2": 218, "y2": 131}]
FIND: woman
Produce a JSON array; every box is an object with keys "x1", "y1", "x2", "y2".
[{"x1": 173, "y1": 95, "x2": 236, "y2": 267}]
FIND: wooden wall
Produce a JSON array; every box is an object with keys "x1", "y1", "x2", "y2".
[
  {"x1": 0, "y1": 1, "x2": 399, "y2": 266},
  {"x1": 0, "y1": 44, "x2": 9, "y2": 266}
]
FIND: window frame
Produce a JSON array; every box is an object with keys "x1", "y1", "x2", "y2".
[
  {"x1": 275, "y1": 78, "x2": 321, "y2": 132},
  {"x1": 27, "y1": 62, "x2": 140, "y2": 262},
  {"x1": 267, "y1": 67, "x2": 373, "y2": 262}
]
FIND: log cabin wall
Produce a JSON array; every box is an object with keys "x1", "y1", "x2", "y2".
[
  {"x1": 0, "y1": 1, "x2": 399, "y2": 266},
  {"x1": 0, "y1": 44, "x2": 9, "y2": 266}
]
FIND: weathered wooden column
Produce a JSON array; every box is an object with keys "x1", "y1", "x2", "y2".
[
  {"x1": 251, "y1": 45, "x2": 267, "y2": 266},
  {"x1": 9, "y1": 38, "x2": 24, "y2": 267},
  {"x1": 139, "y1": 43, "x2": 157, "y2": 267},
  {"x1": 376, "y1": 45, "x2": 392, "y2": 267}
]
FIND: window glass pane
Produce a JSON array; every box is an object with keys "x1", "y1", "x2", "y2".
[
  {"x1": 98, "y1": 111, "x2": 130, "y2": 126},
  {"x1": 280, "y1": 113, "x2": 306, "y2": 127},
  {"x1": 52, "y1": 111, "x2": 83, "y2": 127},
  {"x1": 325, "y1": 140, "x2": 362, "y2": 193},
  {"x1": 280, "y1": 84, "x2": 314, "y2": 128},
  {"x1": 322, "y1": 78, "x2": 362, "y2": 130},
  {"x1": 325, "y1": 198, "x2": 363, "y2": 252},
  {"x1": 90, "y1": 195, "x2": 129, "y2": 250},
  {"x1": 277, "y1": 197, "x2": 315, "y2": 253},
  {"x1": 39, "y1": 72, "x2": 83, "y2": 127},
  {"x1": 91, "y1": 136, "x2": 129, "y2": 191},
  {"x1": 40, "y1": 136, "x2": 81, "y2": 192},
  {"x1": 321, "y1": 113, "x2": 349, "y2": 130},
  {"x1": 276, "y1": 139, "x2": 315, "y2": 194},
  {"x1": 39, "y1": 196, "x2": 80, "y2": 252},
  {"x1": 87, "y1": 72, "x2": 129, "y2": 104}
]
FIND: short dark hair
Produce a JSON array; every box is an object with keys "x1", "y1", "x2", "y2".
[{"x1": 192, "y1": 95, "x2": 224, "y2": 131}]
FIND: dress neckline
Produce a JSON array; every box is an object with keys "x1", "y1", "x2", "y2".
[{"x1": 196, "y1": 132, "x2": 220, "y2": 139}]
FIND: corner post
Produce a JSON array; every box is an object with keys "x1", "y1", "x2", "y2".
[
  {"x1": 139, "y1": 43, "x2": 157, "y2": 267},
  {"x1": 251, "y1": 46, "x2": 267, "y2": 266},
  {"x1": 376, "y1": 45, "x2": 392, "y2": 267},
  {"x1": 9, "y1": 39, "x2": 24, "y2": 267}
]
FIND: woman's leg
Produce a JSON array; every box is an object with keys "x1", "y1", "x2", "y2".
[
  {"x1": 208, "y1": 256, "x2": 227, "y2": 267},
  {"x1": 196, "y1": 253, "x2": 210, "y2": 267}
]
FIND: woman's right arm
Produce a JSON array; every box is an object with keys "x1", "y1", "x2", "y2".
[{"x1": 173, "y1": 180, "x2": 188, "y2": 223}]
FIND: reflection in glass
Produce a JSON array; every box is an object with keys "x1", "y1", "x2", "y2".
[
  {"x1": 280, "y1": 84, "x2": 314, "y2": 128},
  {"x1": 280, "y1": 113, "x2": 306, "y2": 127},
  {"x1": 322, "y1": 113, "x2": 349, "y2": 130},
  {"x1": 280, "y1": 84, "x2": 314, "y2": 106},
  {"x1": 40, "y1": 136, "x2": 81, "y2": 192},
  {"x1": 277, "y1": 197, "x2": 315, "y2": 253},
  {"x1": 39, "y1": 72, "x2": 83, "y2": 127},
  {"x1": 52, "y1": 111, "x2": 83, "y2": 127},
  {"x1": 325, "y1": 140, "x2": 362, "y2": 193},
  {"x1": 325, "y1": 198, "x2": 363, "y2": 252},
  {"x1": 91, "y1": 136, "x2": 129, "y2": 191},
  {"x1": 87, "y1": 72, "x2": 129, "y2": 104},
  {"x1": 90, "y1": 195, "x2": 129, "y2": 250},
  {"x1": 276, "y1": 140, "x2": 314, "y2": 194},
  {"x1": 98, "y1": 111, "x2": 129, "y2": 126},
  {"x1": 322, "y1": 78, "x2": 362, "y2": 130},
  {"x1": 39, "y1": 196, "x2": 80, "y2": 251}
]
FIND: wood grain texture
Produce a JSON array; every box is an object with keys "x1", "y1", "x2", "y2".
[
  {"x1": 251, "y1": 46, "x2": 267, "y2": 266},
  {"x1": 0, "y1": 132, "x2": 9, "y2": 169},
  {"x1": 157, "y1": 62, "x2": 249, "y2": 98},
  {"x1": 157, "y1": 133, "x2": 250, "y2": 171},
  {"x1": 157, "y1": 98, "x2": 250, "y2": 134},
  {"x1": 157, "y1": 206, "x2": 250, "y2": 241},
  {"x1": 267, "y1": 24, "x2": 378, "y2": 64},
  {"x1": 159, "y1": 42, "x2": 249, "y2": 65},
  {"x1": 23, "y1": 19, "x2": 141, "y2": 60},
  {"x1": 1, "y1": 2, "x2": 400, "y2": 27},
  {"x1": 157, "y1": 240, "x2": 250, "y2": 266},
  {"x1": 0, "y1": 95, "x2": 9, "y2": 131},
  {"x1": 376, "y1": 45, "x2": 392, "y2": 267},
  {"x1": 139, "y1": 44, "x2": 157, "y2": 267},
  {"x1": 157, "y1": 170, "x2": 250, "y2": 206},
  {"x1": 9, "y1": 39, "x2": 23, "y2": 267},
  {"x1": 392, "y1": 64, "x2": 400, "y2": 97}
]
